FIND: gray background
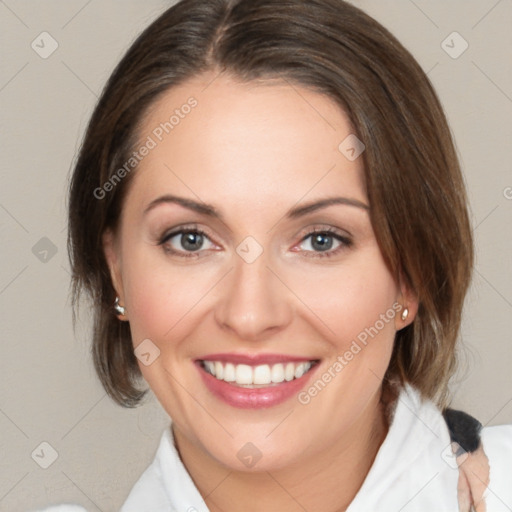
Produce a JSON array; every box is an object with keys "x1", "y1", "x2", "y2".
[{"x1": 1, "y1": 1, "x2": 511, "y2": 511}]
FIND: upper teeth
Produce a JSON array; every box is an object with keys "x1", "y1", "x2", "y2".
[{"x1": 203, "y1": 360, "x2": 314, "y2": 386}]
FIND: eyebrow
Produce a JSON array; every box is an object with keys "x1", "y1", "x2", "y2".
[{"x1": 143, "y1": 194, "x2": 370, "y2": 221}]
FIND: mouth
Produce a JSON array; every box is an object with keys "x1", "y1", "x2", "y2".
[
  {"x1": 195, "y1": 354, "x2": 320, "y2": 409},
  {"x1": 199, "y1": 359, "x2": 318, "y2": 388}
]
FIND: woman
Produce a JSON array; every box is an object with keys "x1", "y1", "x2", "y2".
[{"x1": 49, "y1": 0, "x2": 512, "y2": 510}]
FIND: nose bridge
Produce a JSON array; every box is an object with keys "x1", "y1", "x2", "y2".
[{"x1": 214, "y1": 245, "x2": 291, "y2": 339}]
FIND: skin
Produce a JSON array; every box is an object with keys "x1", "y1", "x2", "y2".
[{"x1": 103, "y1": 72, "x2": 418, "y2": 511}]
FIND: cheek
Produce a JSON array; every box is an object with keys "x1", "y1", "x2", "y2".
[
  {"x1": 286, "y1": 245, "x2": 398, "y2": 348},
  {"x1": 120, "y1": 247, "x2": 219, "y2": 347},
  {"x1": 291, "y1": 248, "x2": 399, "y2": 433}
]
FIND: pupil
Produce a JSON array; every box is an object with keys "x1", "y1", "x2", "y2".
[
  {"x1": 312, "y1": 233, "x2": 332, "y2": 251},
  {"x1": 182, "y1": 232, "x2": 203, "y2": 251}
]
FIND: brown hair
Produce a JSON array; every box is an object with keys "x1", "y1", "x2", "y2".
[{"x1": 67, "y1": 0, "x2": 473, "y2": 409}]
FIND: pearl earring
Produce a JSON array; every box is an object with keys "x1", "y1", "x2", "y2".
[
  {"x1": 114, "y1": 296, "x2": 126, "y2": 316},
  {"x1": 401, "y1": 307, "x2": 409, "y2": 321}
]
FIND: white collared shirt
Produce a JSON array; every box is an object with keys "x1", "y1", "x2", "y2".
[{"x1": 37, "y1": 384, "x2": 512, "y2": 511}]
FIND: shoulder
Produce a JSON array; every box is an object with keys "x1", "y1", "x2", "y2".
[
  {"x1": 120, "y1": 424, "x2": 207, "y2": 512},
  {"x1": 120, "y1": 427, "x2": 173, "y2": 512},
  {"x1": 442, "y1": 405, "x2": 512, "y2": 511},
  {"x1": 480, "y1": 423, "x2": 512, "y2": 511},
  {"x1": 481, "y1": 422, "x2": 512, "y2": 455},
  {"x1": 441, "y1": 405, "x2": 512, "y2": 465}
]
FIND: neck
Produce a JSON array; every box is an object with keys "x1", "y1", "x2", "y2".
[{"x1": 173, "y1": 389, "x2": 390, "y2": 512}]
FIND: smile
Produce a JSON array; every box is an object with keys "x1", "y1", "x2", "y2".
[
  {"x1": 200, "y1": 360, "x2": 316, "y2": 387},
  {"x1": 196, "y1": 354, "x2": 320, "y2": 409}
]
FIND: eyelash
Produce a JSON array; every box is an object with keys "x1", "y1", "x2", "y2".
[
  {"x1": 158, "y1": 225, "x2": 353, "y2": 259},
  {"x1": 158, "y1": 225, "x2": 215, "y2": 259},
  {"x1": 297, "y1": 227, "x2": 353, "y2": 259}
]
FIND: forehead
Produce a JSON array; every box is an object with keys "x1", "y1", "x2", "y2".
[{"x1": 125, "y1": 72, "x2": 367, "y2": 217}]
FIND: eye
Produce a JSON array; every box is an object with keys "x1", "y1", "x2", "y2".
[
  {"x1": 297, "y1": 228, "x2": 352, "y2": 258},
  {"x1": 159, "y1": 227, "x2": 217, "y2": 257}
]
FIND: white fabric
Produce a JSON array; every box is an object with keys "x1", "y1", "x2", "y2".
[
  {"x1": 36, "y1": 383, "x2": 512, "y2": 512},
  {"x1": 479, "y1": 424, "x2": 512, "y2": 511}
]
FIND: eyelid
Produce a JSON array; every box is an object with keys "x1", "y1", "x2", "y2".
[
  {"x1": 294, "y1": 224, "x2": 353, "y2": 247},
  {"x1": 157, "y1": 223, "x2": 220, "y2": 256},
  {"x1": 156, "y1": 223, "x2": 353, "y2": 259},
  {"x1": 292, "y1": 225, "x2": 353, "y2": 258},
  {"x1": 159, "y1": 223, "x2": 215, "y2": 243},
  {"x1": 297, "y1": 224, "x2": 351, "y2": 239}
]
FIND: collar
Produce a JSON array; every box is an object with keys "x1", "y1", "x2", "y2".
[
  {"x1": 121, "y1": 383, "x2": 458, "y2": 511},
  {"x1": 346, "y1": 383, "x2": 458, "y2": 511}
]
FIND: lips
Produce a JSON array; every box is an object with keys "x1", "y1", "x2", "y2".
[{"x1": 195, "y1": 353, "x2": 320, "y2": 409}]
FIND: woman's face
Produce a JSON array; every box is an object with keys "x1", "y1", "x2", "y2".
[{"x1": 104, "y1": 73, "x2": 415, "y2": 471}]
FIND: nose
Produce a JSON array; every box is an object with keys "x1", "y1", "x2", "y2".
[{"x1": 213, "y1": 249, "x2": 293, "y2": 341}]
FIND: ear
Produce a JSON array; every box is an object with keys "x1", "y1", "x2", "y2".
[
  {"x1": 102, "y1": 228, "x2": 125, "y2": 304},
  {"x1": 395, "y1": 271, "x2": 419, "y2": 331}
]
